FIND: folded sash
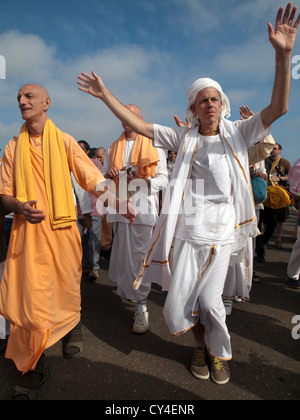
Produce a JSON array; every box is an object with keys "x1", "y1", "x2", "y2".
[
  {"x1": 15, "y1": 118, "x2": 76, "y2": 229},
  {"x1": 109, "y1": 132, "x2": 160, "y2": 180}
]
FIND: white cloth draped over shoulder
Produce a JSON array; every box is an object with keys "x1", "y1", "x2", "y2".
[{"x1": 134, "y1": 115, "x2": 271, "y2": 293}]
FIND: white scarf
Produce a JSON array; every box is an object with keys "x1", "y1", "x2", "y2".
[
  {"x1": 186, "y1": 78, "x2": 231, "y2": 126},
  {"x1": 133, "y1": 118, "x2": 256, "y2": 292}
]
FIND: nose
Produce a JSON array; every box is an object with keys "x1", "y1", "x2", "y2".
[{"x1": 18, "y1": 95, "x2": 26, "y2": 106}]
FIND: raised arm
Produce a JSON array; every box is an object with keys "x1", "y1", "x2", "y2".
[
  {"x1": 77, "y1": 71, "x2": 154, "y2": 140},
  {"x1": 261, "y1": 2, "x2": 300, "y2": 128}
]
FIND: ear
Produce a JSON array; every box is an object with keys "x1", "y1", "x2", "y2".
[
  {"x1": 44, "y1": 97, "x2": 51, "y2": 112},
  {"x1": 190, "y1": 104, "x2": 196, "y2": 116}
]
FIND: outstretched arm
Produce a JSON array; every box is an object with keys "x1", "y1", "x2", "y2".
[
  {"x1": 77, "y1": 71, "x2": 154, "y2": 140},
  {"x1": 261, "y1": 3, "x2": 300, "y2": 128}
]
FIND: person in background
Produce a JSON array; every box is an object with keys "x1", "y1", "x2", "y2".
[
  {"x1": 167, "y1": 150, "x2": 177, "y2": 178},
  {"x1": 77, "y1": 140, "x2": 103, "y2": 282},
  {"x1": 94, "y1": 147, "x2": 106, "y2": 165},
  {"x1": 287, "y1": 158, "x2": 300, "y2": 289},
  {"x1": 102, "y1": 104, "x2": 168, "y2": 334},
  {"x1": 262, "y1": 143, "x2": 292, "y2": 249}
]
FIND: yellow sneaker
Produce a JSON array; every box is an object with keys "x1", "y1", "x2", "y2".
[
  {"x1": 209, "y1": 356, "x2": 230, "y2": 385},
  {"x1": 191, "y1": 347, "x2": 210, "y2": 380}
]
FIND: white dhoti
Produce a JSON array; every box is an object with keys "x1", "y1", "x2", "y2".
[
  {"x1": 223, "y1": 237, "x2": 253, "y2": 301},
  {"x1": 109, "y1": 223, "x2": 153, "y2": 302},
  {"x1": 165, "y1": 239, "x2": 232, "y2": 360},
  {"x1": 287, "y1": 226, "x2": 300, "y2": 280}
]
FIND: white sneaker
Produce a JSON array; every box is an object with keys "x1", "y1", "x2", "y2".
[
  {"x1": 223, "y1": 298, "x2": 233, "y2": 316},
  {"x1": 132, "y1": 310, "x2": 149, "y2": 334},
  {"x1": 88, "y1": 269, "x2": 99, "y2": 282}
]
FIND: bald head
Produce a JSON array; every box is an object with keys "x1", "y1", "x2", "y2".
[
  {"x1": 18, "y1": 84, "x2": 50, "y2": 100},
  {"x1": 95, "y1": 147, "x2": 106, "y2": 164},
  {"x1": 122, "y1": 104, "x2": 143, "y2": 136},
  {"x1": 17, "y1": 83, "x2": 51, "y2": 122},
  {"x1": 126, "y1": 104, "x2": 142, "y2": 118}
]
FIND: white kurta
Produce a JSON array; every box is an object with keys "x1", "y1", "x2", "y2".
[
  {"x1": 103, "y1": 140, "x2": 168, "y2": 301},
  {"x1": 103, "y1": 141, "x2": 168, "y2": 226}
]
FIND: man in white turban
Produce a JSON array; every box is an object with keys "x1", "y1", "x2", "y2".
[{"x1": 77, "y1": 3, "x2": 299, "y2": 385}]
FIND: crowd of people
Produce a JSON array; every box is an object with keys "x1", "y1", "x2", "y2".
[{"x1": 0, "y1": 2, "x2": 299, "y2": 399}]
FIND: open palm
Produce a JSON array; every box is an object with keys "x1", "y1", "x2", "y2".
[
  {"x1": 78, "y1": 71, "x2": 105, "y2": 99},
  {"x1": 268, "y1": 3, "x2": 300, "y2": 53}
]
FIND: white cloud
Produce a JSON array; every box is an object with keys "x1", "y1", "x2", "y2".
[
  {"x1": 0, "y1": 30, "x2": 57, "y2": 83},
  {"x1": 0, "y1": 31, "x2": 184, "y2": 152},
  {"x1": 0, "y1": 15, "x2": 299, "y2": 168}
]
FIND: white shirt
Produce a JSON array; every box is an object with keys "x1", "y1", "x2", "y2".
[
  {"x1": 153, "y1": 113, "x2": 268, "y2": 245},
  {"x1": 175, "y1": 134, "x2": 235, "y2": 245},
  {"x1": 103, "y1": 140, "x2": 168, "y2": 226}
]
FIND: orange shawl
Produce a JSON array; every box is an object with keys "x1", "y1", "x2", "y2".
[{"x1": 109, "y1": 132, "x2": 160, "y2": 179}]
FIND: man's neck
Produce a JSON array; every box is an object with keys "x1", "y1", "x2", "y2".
[
  {"x1": 271, "y1": 155, "x2": 280, "y2": 162},
  {"x1": 125, "y1": 130, "x2": 138, "y2": 141},
  {"x1": 198, "y1": 119, "x2": 220, "y2": 136},
  {"x1": 199, "y1": 124, "x2": 220, "y2": 136},
  {"x1": 25, "y1": 117, "x2": 47, "y2": 137}
]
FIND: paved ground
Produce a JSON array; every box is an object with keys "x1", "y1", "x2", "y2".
[{"x1": 0, "y1": 209, "x2": 299, "y2": 401}]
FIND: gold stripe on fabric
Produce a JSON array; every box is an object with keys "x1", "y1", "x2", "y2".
[
  {"x1": 151, "y1": 260, "x2": 169, "y2": 265},
  {"x1": 171, "y1": 246, "x2": 216, "y2": 337},
  {"x1": 133, "y1": 128, "x2": 196, "y2": 290},
  {"x1": 235, "y1": 216, "x2": 256, "y2": 230},
  {"x1": 222, "y1": 132, "x2": 256, "y2": 225}
]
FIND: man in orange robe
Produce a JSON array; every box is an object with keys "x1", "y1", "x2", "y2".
[{"x1": 0, "y1": 84, "x2": 136, "y2": 375}]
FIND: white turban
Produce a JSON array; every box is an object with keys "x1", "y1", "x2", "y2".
[{"x1": 186, "y1": 78, "x2": 231, "y2": 126}]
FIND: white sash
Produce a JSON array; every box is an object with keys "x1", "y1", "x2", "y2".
[{"x1": 134, "y1": 119, "x2": 257, "y2": 292}]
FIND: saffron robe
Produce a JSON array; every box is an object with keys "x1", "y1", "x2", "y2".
[{"x1": 0, "y1": 132, "x2": 104, "y2": 373}]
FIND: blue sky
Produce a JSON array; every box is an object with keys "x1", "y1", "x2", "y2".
[{"x1": 0, "y1": 0, "x2": 299, "y2": 164}]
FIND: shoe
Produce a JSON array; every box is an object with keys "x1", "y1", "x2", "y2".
[
  {"x1": 223, "y1": 298, "x2": 233, "y2": 316},
  {"x1": 255, "y1": 256, "x2": 266, "y2": 263},
  {"x1": 275, "y1": 239, "x2": 283, "y2": 249},
  {"x1": 132, "y1": 309, "x2": 149, "y2": 334},
  {"x1": 191, "y1": 347, "x2": 210, "y2": 380},
  {"x1": 209, "y1": 356, "x2": 230, "y2": 385},
  {"x1": 88, "y1": 269, "x2": 99, "y2": 282},
  {"x1": 62, "y1": 323, "x2": 84, "y2": 359},
  {"x1": 0, "y1": 338, "x2": 7, "y2": 354},
  {"x1": 288, "y1": 277, "x2": 300, "y2": 289}
]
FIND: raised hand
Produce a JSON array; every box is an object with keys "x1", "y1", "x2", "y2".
[
  {"x1": 268, "y1": 2, "x2": 300, "y2": 53},
  {"x1": 239, "y1": 106, "x2": 255, "y2": 120},
  {"x1": 173, "y1": 115, "x2": 191, "y2": 128},
  {"x1": 77, "y1": 71, "x2": 106, "y2": 99}
]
